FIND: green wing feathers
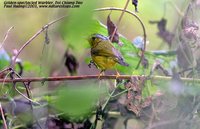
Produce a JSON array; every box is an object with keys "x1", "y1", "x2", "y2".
[{"x1": 91, "y1": 40, "x2": 129, "y2": 66}]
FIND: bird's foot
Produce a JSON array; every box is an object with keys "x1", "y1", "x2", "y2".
[
  {"x1": 88, "y1": 60, "x2": 98, "y2": 68},
  {"x1": 98, "y1": 70, "x2": 105, "y2": 79},
  {"x1": 116, "y1": 71, "x2": 120, "y2": 79}
]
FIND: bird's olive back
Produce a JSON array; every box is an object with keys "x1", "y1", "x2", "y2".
[{"x1": 88, "y1": 34, "x2": 109, "y2": 47}]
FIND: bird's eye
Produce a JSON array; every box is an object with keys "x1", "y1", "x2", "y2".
[{"x1": 92, "y1": 37, "x2": 96, "y2": 41}]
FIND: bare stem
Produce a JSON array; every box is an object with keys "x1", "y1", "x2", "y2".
[
  {"x1": 165, "y1": 1, "x2": 184, "y2": 17},
  {"x1": 0, "y1": 67, "x2": 11, "y2": 77},
  {"x1": 110, "y1": 0, "x2": 130, "y2": 42},
  {"x1": 13, "y1": 71, "x2": 42, "y2": 128},
  {"x1": 0, "y1": 102, "x2": 8, "y2": 129},
  {"x1": 102, "y1": 87, "x2": 117, "y2": 111},
  {"x1": 13, "y1": 82, "x2": 40, "y2": 105},
  {"x1": 0, "y1": 26, "x2": 14, "y2": 50},
  {"x1": 0, "y1": 75, "x2": 199, "y2": 83},
  {"x1": 11, "y1": 15, "x2": 67, "y2": 68},
  {"x1": 95, "y1": 7, "x2": 147, "y2": 69}
]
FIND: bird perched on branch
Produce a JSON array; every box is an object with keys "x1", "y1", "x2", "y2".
[{"x1": 88, "y1": 34, "x2": 129, "y2": 77}]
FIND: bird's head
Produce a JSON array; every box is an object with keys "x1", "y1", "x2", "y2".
[{"x1": 87, "y1": 34, "x2": 108, "y2": 47}]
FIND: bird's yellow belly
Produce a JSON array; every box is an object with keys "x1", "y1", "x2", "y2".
[{"x1": 92, "y1": 56, "x2": 116, "y2": 70}]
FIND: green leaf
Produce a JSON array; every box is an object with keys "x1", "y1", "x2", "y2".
[
  {"x1": 59, "y1": 0, "x2": 100, "y2": 53},
  {"x1": 19, "y1": 61, "x2": 40, "y2": 73},
  {"x1": 53, "y1": 83, "x2": 99, "y2": 121},
  {"x1": 0, "y1": 59, "x2": 9, "y2": 70},
  {"x1": 142, "y1": 80, "x2": 157, "y2": 99},
  {"x1": 114, "y1": 37, "x2": 140, "y2": 74}
]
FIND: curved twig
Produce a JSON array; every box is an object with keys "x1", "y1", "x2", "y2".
[
  {"x1": 110, "y1": 0, "x2": 130, "y2": 42},
  {"x1": 11, "y1": 15, "x2": 67, "y2": 69},
  {"x1": 13, "y1": 82, "x2": 40, "y2": 105},
  {"x1": 0, "y1": 102, "x2": 8, "y2": 129},
  {"x1": 95, "y1": 7, "x2": 147, "y2": 69},
  {"x1": 0, "y1": 26, "x2": 14, "y2": 50}
]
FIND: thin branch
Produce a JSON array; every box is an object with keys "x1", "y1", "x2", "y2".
[
  {"x1": 95, "y1": 7, "x2": 147, "y2": 69},
  {"x1": 0, "y1": 75, "x2": 199, "y2": 83},
  {"x1": 0, "y1": 26, "x2": 14, "y2": 50},
  {"x1": 1, "y1": 70, "x2": 13, "y2": 95},
  {"x1": 0, "y1": 67, "x2": 11, "y2": 76},
  {"x1": 13, "y1": 82, "x2": 40, "y2": 105},
  {"x1": 165, "y1": 1, "x2": 184, "y2": 17},
  {"x1": 102, "y1": 87, "x2": 117, "y2": 111},
  {"x1": 13, "y1": 70, "x2": 32, "y2": 100},
  {"x1": 11, "y1": 15, "x2": 67, "y2": 68},
  {"x1": 0, "y1": 102, "x2": 8, "y2": 129},
  {"x1": 11, "y1": 69, "x2": 40, "y2": 105},
  {"x1": 110, "y1": 0, "x2": 130, "y2": 42},
  {"x1": 111, "y1": 88, "x2": 129, "y2": 98}
]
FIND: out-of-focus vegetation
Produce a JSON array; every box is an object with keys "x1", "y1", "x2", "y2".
[
  {"x1": 1, "y1": 0, "x2": 200, "y2": 129},
  {"x1": 0, "y1": 0, "x2": 183, "y2": 66}
]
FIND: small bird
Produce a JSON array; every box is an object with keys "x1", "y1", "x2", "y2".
[{"x1": 88, "y1": 34, "x2": 129, "y2": 76}]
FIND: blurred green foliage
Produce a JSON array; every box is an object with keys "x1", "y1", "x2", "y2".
[
  {"x1": 0, "y1": 1, "x2": 199, "y2": 129},
  {"x1": 0, "y1": 59, "x2": 9, "y2": 70},
  {"x1": 59, "y1": 0, "x2": 98, "y2": 52},
  {"x1": 114, "y1": 37, "x2": 140, "y2": 74},
  {"x1": 53, "y1": 82, "x2": 100, "y2": 121},
  {"x1": 21, "y1": 61, "x2": 40, "y2": 73},
  {"x1": 0, "y1": 0, "x2": 183, "y2": 79},
  {"x1": 142, "y1": 80, "x2": 157, "y2": 99},
  {"x1": 0, "y1": 48, "x2": 10, "y2": 70}
]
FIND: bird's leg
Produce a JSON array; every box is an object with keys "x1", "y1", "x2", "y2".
[
  {"x1": 98, "y1": 70, "x2": 105, "y2": 79},
  {"x1": 115, "y1": 68, "x2": 120, "y2": 79}
]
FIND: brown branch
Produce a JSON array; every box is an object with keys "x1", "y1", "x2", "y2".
[
  {"x1": 95, "y1": 7, "x2": 147, "y2": 69},
  {"x1": 110, "y1": 0, "x2": 130, "y2": 42},
  {"x1": 0, "y1": 75, "x2": 132, "y2": 83},
  {"x1": 0, "y1": 67, "x2": 11, "y2": 77},
  {"x1": 0, "y1": 75, "x2": 200, "y2": 83},
  {"x1": 0, "y1": 102, "x2": 8, "y2": 129},
  {"x1": 0, "y1": 26, "x2": 14, "y2": 49},
  {"x1": 11, "y1": 15, "x2": 67, "y2": 69}
]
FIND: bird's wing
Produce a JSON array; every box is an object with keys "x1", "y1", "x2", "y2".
[
  {"x1": 91, "y1": 40, "x2": 129, "y2": 66},
  {"x1": 91, "y1": 40, "x2": 117, "y2": 57}
]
